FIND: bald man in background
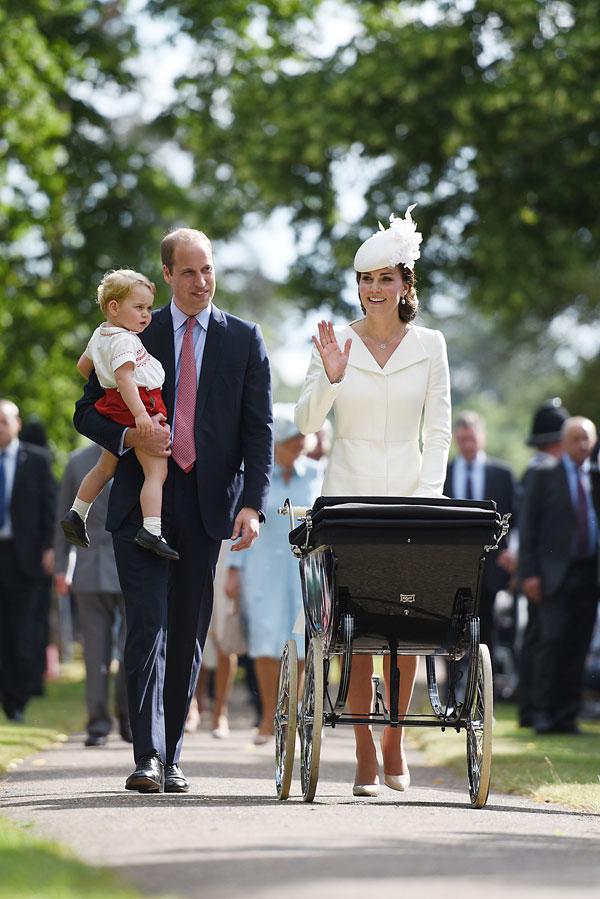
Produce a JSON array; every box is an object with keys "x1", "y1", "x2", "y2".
[{"x1": 0, "y1": 399, "x2": 56, "y2": 721}]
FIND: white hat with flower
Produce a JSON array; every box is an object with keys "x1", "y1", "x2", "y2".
[{"x1": 353, "y1": 205, "x2": 423, "y2": 273}]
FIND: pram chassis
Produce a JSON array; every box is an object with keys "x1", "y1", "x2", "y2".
[{"x1": 274, "y1": 495, "x2": 508, "y2": 808}]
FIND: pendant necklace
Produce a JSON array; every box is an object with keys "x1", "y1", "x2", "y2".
[{"x1": 369, "y1": 326, "x2": 408, "y2": 351}]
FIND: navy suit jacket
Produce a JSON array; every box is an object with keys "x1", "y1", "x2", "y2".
[
  {"x1": 10, "y1": 442, "x2": 57, "y2": 577},
  {"x1": 444, "y1": 457, "x2": 518, "y2": 595},
  {"x1": 73, "y1": 303, "x2": 273, "y2": 541},
  {"x1": 519, "y1": 458, "x2": 599, "y2": 597}
]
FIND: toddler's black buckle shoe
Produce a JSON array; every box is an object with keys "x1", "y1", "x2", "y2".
[
  {"x1": 61, "y1": 510, "x2": 90, "y2": 548},
  {"x1": 134, "y1": 528, "x2": 179, "y2": 560}
]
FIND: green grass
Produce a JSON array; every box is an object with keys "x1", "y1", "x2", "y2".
[
  {"x1": 0, "y1": 818, "x2": 141, "y2": 899},
  {"x1": 0, "y1": 668, "x2": 152, "y2": 898},
  {"x1": 413, "y1": 702, "x2": 600, "y2": 812},
  {"x1": 0, "y1": 668, "x2": 86, "y2": 776}
]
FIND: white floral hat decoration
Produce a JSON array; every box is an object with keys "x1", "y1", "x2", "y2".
[{"x1": 353, "y1": 204, "x2": 423, "y2": 273}]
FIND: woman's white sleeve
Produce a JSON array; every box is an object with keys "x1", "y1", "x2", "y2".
[
  {"x1": 415, "y1": 331, "x2": 452, "y2": 496},
  {"x1": 294, "y1": 345, "x2": 342, "y2": 435}
]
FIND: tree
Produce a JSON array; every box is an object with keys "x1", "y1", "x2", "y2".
[
  {"x1": 149, "y1": 0, "x2": 600, "y2": 335},
  {"x1": 0, "y1": 0, "x2": 175, "y2": 459}
]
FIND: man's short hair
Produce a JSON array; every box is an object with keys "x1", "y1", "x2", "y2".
[
  {"x1": 454, "y1": 410, "x2": 485, "y2": 433},
  {"x1": 160, "y1": 228, "x2": 212, "y2": 272}
]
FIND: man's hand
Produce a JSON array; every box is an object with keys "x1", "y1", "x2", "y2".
[
  {"x1": 54, "y1": 572, "x2": 71, "y2": 595},
  {"x1": 125, "y1": 413, "x2": 171, "y2": 457},
  {"x1": 42, "y1": 548, "x2": 55, "y2": 576},
  {"x1": 497, "y1": 548, "x2": 517, "y2": 574},
  {"x1": 230, "y1": 507, "x2": 260, "y2": 551},
  {"x1": 522, "y1": 576, "x2": 542, "y2": 604}
]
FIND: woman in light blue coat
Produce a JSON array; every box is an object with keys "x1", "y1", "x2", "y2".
[{"x1": 226, "y1": 404, "x2": 322, "y2": 743}]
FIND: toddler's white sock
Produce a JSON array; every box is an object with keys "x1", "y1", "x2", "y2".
[
  {"x1": 143, "y1": 517, "x2": 162, "y2": 537},
  {"x1": 71, "y1": 497, "x2": 91, "y2": 521}
]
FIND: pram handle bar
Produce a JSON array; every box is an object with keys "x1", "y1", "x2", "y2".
[{"x1": 278, "y1": 499, "x2": 311, "y2": 556}]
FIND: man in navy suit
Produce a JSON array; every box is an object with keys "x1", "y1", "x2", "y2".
[
  {"x1": 519, "y1": 417, "x2": 599, "y2": 734},
  {"x1": 74, "y1": 228, "x2": 273, "y2": 792},
  {"x1": 444, "y1": 411, "x2": 518, "y2": 664},
  {"x1": 0, "y1": 399, "x2": 56, "y2": 721}
]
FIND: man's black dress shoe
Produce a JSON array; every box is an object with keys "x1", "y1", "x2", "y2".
[
  {"x1": 134, "y1": 527, "x2": 179, "y2": 560},
  {"x1": 84, "y1": 734, "x2": 107, "y2": 747},
  {"x1": 61, "y1": 509, "x2": 90, "y2": 548},
  {"x1": 125, "y1": 754, "x2": 164, "y2": 793},
  {"x1": 164, "y1": 764, "x2": 189, "y2": 793}
]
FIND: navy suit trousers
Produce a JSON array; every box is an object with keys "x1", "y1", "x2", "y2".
[
  {"x1": 112, "y1": 462, "x2": 221, "y2": 765},
  {"x1": 533, "y1": 557, "x2": 598, "y2": 727}
]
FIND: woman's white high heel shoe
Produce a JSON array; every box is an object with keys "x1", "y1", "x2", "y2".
[
  {"x1": 381, "y1": 734, "x2": 410, "y2": 792},
  {"x1": 383, "y1": 772, "x2": 410, "y2": 792},
  {"x1": 352, "y1": 778, "x2": 380, "y2": 797}
]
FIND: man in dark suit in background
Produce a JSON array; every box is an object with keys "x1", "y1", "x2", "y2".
[
  {"x1": 74, "y1": 228, "x2": 273, "y2": 793},
  {"x1": 444, "y1": 411, "x2": 518, "y2": 664},
  {"x1": 517, "y1": 398, "x2": 569, "y2": 727},
  {"x1": 54, "y1": 443, "x2": 131, "y2": 747},
  {"x1": 0, "y1": 398, "x2": 56, "y2": 721},
  {"x1": 519, "y1": 416, "x2": 599, "y2": 735}
]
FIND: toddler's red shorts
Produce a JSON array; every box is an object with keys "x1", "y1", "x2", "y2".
[{"x1": 95, "y1": 387, "x2": 167, "y2": 427}]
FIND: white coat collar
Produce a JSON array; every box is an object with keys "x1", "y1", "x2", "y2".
[{"x1": 339, "y1": 323, "x2": 429, "y2": 374}]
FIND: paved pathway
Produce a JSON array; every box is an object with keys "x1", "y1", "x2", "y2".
[{"x1": 1, "y1": 708, "x2": 599, "y2": 899}]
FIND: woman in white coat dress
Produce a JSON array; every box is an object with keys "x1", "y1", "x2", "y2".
[{"x1": 294, "y1": 206, "x2": 451, "y2": 797}]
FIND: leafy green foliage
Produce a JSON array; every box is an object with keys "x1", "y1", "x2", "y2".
[
  {"x1": 151, "y1": 0, "x2": 600, "y2": 330},
  {"x1": 0, "y1": 1, "x2": 175, "y2": 458},
  {"x1": 4, "y1": 0, "x2": 600, "y2": 462}
]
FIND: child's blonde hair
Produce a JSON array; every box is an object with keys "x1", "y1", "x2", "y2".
[{"x1": 97, "y1": 269, "x2": 156, "y2": 314}]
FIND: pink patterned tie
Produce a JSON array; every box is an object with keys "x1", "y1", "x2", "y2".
[{"x1": 172, "y1": 316, "x2": 197, "y2": 473}]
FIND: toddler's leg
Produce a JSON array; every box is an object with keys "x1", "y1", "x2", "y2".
[
  {"x1": 134, "y1": 450, "x2": 167, "y2": 520},
  {"x1": 133, "y1": 450, "x2": 178, "y2": 561},
  {"x1": 78, "y1": 450, "x2": 118, "y2": 503},
  {"x1": 61, "y1": 450, "x2": 117, "y2": 549}
]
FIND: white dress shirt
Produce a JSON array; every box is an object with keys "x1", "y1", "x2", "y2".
[
  {"x1": 0, "y1": 438, "x2": 20, "y2": 539},
  {"x1": 452, "y1": 451, "x2": 487, "y2": 501}
]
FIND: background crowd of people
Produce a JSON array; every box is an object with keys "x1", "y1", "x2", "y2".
[{"x1": 1, "y1": 391, "x2": 599, "y2": 744}]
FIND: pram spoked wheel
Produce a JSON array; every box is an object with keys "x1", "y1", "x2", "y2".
[
  {"x1": 467, "y1": 643, "x2": 493, "y2": 808},
  {"x1": 275, "y1": 639, "x2": 299, "y2": 800},
  {"x1": 299, "y1": 636, "x2": 324, "y2": 802}
]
